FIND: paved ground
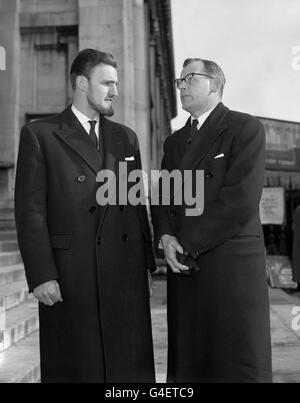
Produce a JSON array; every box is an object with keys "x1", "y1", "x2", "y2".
[{"x1": 150, "y1": 275, "x2": 300, "y2": 383}]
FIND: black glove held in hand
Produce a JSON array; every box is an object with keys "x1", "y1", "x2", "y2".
[{"x1": 176, "y1": 251, "x2": 200, "y2": 275}]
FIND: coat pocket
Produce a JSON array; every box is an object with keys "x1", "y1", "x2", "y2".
[{"x1": 50, "y1": 234, "x2": 72, "y2": 249}]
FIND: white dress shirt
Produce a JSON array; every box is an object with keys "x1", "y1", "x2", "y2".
[
  {"x1": 71, "y1": 105, "x2": 100, "y2": 141},
  {"x1": 191, "y1": 103, "x2": 219, "y2": 131}
]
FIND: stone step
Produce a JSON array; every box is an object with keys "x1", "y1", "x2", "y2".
[
  {"x1": 0, "y1": 299, "x2": 39, "y2": 353},
  {"x1": 0, "y1": 231, "x2": 17, "y2": 241},
  {"x1": 0, "y1": 208, "x2": 14, "y2": 216},
  {"x1": 0, "y1": 264, "x2": 25, "y2": 287},
  {"x1": 0, "y1": 280, "x2": 31, "y2": 311},
  {"x1": 0, "y1": 223, "x2": 15, "y2": 232},
  {"x1": 0, "y1": 200, "x2": 14, "y2": 210},
  {"x1": 0, "y1": 330, "x2": 40, "y2": 383},
  {"x1": 0, "y1": 251, "x2": 22, "y2": 268},
  {"x1": 0, "y1": 241, "x2": 18, "y2": 253},
  {"x1": 0, "y1": 220, "x2": 16, "y2": 231},
  {"x1": 0, "y1": 209, "x2": 15, "y2": 230}
]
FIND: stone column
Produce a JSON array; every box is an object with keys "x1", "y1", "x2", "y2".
[
  {"x1": 78, "y1": 0, "x2": 150, "y2": 173},
  {"x1": 0, "y1": 0, "x2": 20, "y2": 206},
  {"x1": 132, "y1": 0, "x2": 150, "y2": 175},
  {"x1": 78, "y1": 0, "x2": 126, "y2": 123}
]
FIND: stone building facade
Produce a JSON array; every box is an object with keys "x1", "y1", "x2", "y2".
[{"x1": 0, "y1": 0, "x2": 177, "y2": 225}]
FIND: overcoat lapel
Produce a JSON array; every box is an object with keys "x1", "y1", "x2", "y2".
[
  {"x1": 179, "y1": 102, "x2": 229, "y2": 171},
  {"x1": 101, "y1": 115, "x2": 124, "y2": 182},
  {"x1": 53, "y1": 107, "x2": 126, "y2": 227},
  {"x1": 98, "y1": 116, "x2": 126, "y2": 227},
  {"x1": 54, "y1": 106, "x2": 103, "y2": 174},
  {"x1": 170, "y1": 103, "x2": 229, "y2": 205}
]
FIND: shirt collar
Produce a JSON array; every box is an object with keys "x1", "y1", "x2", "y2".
[
  {"x1": 71, "y1": 105, "x2": 99, "y2": 127},
  {"x1": 191, "y1": 104, "x2": 218, "y2": 130}
]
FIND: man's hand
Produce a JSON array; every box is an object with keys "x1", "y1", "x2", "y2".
[
  {"x1": 33, "y1": 280, "x2": 63, "y2": 306},
  {"x1": 161, "y1": 234, "x2": 189, "y2": 274}
]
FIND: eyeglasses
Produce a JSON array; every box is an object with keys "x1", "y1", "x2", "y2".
[{"x1": 175, "y1": 73, "x2": 216, "y2": 89}]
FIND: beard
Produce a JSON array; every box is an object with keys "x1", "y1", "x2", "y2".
[{"x1": 87, "y1": 94, "x2": 114, "y2": 117}]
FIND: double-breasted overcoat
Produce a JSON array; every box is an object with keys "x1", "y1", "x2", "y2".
[
  {"x1": 152, "y1": 103, "x2": 272, "y2": 383},
  {"x1": 15, "y1": 106, "x2": 156, "y2": 383}
]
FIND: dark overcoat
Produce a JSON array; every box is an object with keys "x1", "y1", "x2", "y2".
[
  {"x1": 15, "y1": 106, "x2": 156, "y2": 383},
  {"x1": 152, "y1": 103, "x2": 272, "y2": 383}
]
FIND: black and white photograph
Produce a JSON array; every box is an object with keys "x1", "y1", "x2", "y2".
[{"x1": 0, "y1": 0, "x2": 300, "y2": 386}]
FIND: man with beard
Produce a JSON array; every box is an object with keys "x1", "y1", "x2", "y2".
[
  {"x1": 15, "y1": 49, "x2": 156, "y2": 383},
  {"x1": 151, "y1": 58, "x2": 272, "y2": 383}
]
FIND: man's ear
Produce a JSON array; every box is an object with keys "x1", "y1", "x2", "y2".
[
  {"x1": 76, "y1": 75, "x2": 88, "y2": 92},
  {"x1": 209, "y1": 78, "x2": 219, "y2": 94}
]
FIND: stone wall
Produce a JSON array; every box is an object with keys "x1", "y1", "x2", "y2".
[{"x1": 0, "y1": 0, "x2": 20, "y2": 205}]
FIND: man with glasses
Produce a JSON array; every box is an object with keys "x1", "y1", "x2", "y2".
[
  {"x1": 15, "y1": 49, "x2": 156, "y2": 383},
  {"x1": 152, "y1": 58, "x2": 272, "y2": 383}
]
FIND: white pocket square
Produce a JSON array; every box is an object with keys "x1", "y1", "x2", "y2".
[
  {"x1": 125, "y1": 156, "x2": 135, "y2": 161},
  {"x1": 214, "y1": 153, "x2": 224, "y2": 159}
]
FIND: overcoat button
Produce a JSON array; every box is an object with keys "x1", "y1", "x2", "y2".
[
  {"x1": 89, "y1": 206, "x2": 97, "y2": 214},
  {"x1": 77, "y1": 175, "x2": 86, "y2": 183},
  {"x1": 122, "y1": 234, "x2": 129, "y2": 242},
  {"x1": 205, "y1": 172, "x2": 213, "y2": 179},
  {"x1": 170, "y1": 210, "x2": 176, "y2": 217},
  {"x1": 119, "y1": 206, "x2": 125, "y2": 212}
]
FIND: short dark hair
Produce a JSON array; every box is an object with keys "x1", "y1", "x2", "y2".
[
  {"x1": 183, "y1": 58, "x2": 226, "y2": 97},
  {"x1": 70, "y1": 49, "x2": 117, "y2": 90}
]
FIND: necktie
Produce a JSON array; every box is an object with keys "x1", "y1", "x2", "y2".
[
  {"x1": 88, "y1": 120, "x2": 98, "y2": 149},
  {"x1": 187, "y1": 119, "x2": 199, "y2": 144}
]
